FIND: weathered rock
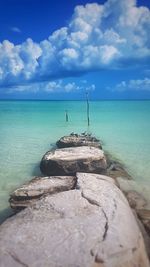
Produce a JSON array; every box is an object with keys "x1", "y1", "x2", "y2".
[
  {"x1": 9, "y1": 175, "x2": 76, "y2": 210},
  {"x1": 40, "y1": 146, "x2": 107, "y2": 176},
  {"x1": 116, "y1": 177, "x2": 150, "y2": 240},
  {"x1": 0, "y1": 173, "x2": 149, "y2": 267},
  {"x1": 56, "y1": 134, "x2": 102, "y2": 149}
]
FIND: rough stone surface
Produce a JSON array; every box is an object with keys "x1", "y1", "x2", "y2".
[
  {"x1": 56, "y1": 134, "x2": 102, "y2": 149},
  {"x1": 0, "y1": 173, "x2": 149, "y2": 267},
  {"x1": 40, "y1": 146, "x2": 107, "y2": 176},
  {"x1": 9, "y1": 175, "x2": 76, "y2": 210}
]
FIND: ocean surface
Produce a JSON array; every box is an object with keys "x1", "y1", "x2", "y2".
[{"x1": 0, "y1": 100, "x2": 150, "y2": 222}]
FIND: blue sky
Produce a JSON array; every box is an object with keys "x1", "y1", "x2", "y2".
[{"x1": 0, "y1": 0, "x2": 150, "y2": 100}]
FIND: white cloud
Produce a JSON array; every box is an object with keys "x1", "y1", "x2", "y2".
[
  {"x1": 64, "y1": 82, "x2": 80, "y2": 92},
  {"x1": 0, "y1": 0, "x2": 150, "y2": 90},
  {"x1": 8, "y1": 80, "x2": 95, "y2": 94},
  {"x1": 114, "y1": 78, "x2": 150, "y2": 91},
  {"x1": 44, "y1": 80, "x2": 95, "y2": 93}
]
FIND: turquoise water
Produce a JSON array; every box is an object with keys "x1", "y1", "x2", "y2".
[{"x1": 0, "y1": 100, "x2": 150, "y2": 221}]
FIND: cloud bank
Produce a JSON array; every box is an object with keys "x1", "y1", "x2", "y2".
[
  {"x1": 114, "y1": 77, "x2": 150, "y2": 91},
  {"x1": 8, "y1": 80, "x2": 95, "y2": 94},
  {"x1": 0, "y1": 0, "x2": 150, "y2": 89}
]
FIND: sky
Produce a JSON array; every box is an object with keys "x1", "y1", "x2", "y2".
[{"x1": 0, "y1": 0, "x2": 150, "y2": 100}]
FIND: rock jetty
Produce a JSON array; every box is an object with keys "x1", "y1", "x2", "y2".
[
  {"x1": 0, "y1": 133, "x2": 149, "y2": 267},
  {"x1": 1, "y1": 173, "x2": 149, "y2": 267}
]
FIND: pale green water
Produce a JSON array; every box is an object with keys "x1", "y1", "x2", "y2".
[{"x1": 0, "y1": 100, "x2": 150, "y2": 221}]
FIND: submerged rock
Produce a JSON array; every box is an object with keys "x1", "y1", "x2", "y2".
[
  {"x1": 0, "y1": 173, "x2": 149, "y2": 267},
  {"x1": 116, "y1": 177, "x2": 150, "y2": 205},
  {"x1": 105, "y1": 151, "x2": 132, "y2": 180},
  {"x1": 40, "y1": 146, "x2": 107, "y2": 176},
  {"x1": 9, "y1": 175, "x2": 76, "y2": 210},
  {"x1": 137, "y1": 209, "x2": 150, "y2": 236},
  {"x1": 116, "y1": 177, "x2": 150, "y2": 240},
  {"x1": 56, "y1": 134, "x2": 102, "y2": 149},
  {"x1": 106, "y1": 160, "x2": 132, "y2": 180},
  {"x1": 132, "y1": 210, "x2": 150, "y2": 260},
  {"x1": 126, "y1": 190, "x2": 147, "y2": 210}
]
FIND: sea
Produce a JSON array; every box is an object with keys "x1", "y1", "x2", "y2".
[{"x1": 0, "y1": 100, "x2": 150, "y2": 222}]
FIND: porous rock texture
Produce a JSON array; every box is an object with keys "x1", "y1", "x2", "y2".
[
  {"x1": 40, "y1": 146, "x2": 107, "y2": 176},
  {"x1": 0, "y1": 173, "x2": 149, "y2": 267},
  {"x1": 9, "y1": 175, "x2": 76, "y2": 210}
]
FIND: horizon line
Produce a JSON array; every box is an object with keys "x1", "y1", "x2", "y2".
[{"x1": 0, "y1": 99, "x2": 150, "y2": 101}]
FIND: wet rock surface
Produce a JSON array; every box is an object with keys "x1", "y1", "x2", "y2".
[
  {"x1": 132, "y1": 210, "x2": 150, "y2": 260},
  {"x1": 9, "y1": 175, "x2": 76, "y2": 210},
  {"x1": 137, "y1": 209, "x2": 150, "y2": 236},
  {"x1": 105, "y1": 150, "x2": 131, "y2": 178},
  {"x1": 126, "y1": 190, "x2": 147, "y2": 210},
  {"x1": 106, "y1": 160, "x2": 132, "y2": 180},
  {"x1": 40, "y1": 146, "x2": 107, "y2": 176},
  {"x1": 0, "y1": 173, "x2": 149, "y2": 267},
  {"x1": 56, "y1": 133, "x2": 102, "y2": 149}
]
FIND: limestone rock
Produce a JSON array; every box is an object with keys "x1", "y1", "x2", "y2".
[
  {"x1": 9, "y1": 175, "x2": 76, "y2": 210},
  {"x1": 40, "y1": 146, "x2": 107, "y2": 176},
  {"x1": 56, "y1": 134, "x2": 102, "y2": 149},
  {"x1": 0, "y1": 173, "x2": 149, "y2": 267}
]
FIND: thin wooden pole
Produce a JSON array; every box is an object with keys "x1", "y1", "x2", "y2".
[
  {"x1": 65, "y1": 110, "x2": 68, "y2": 122},
  {"x1": 86, "y1": 92, "x2": 90, "y2": 127}
]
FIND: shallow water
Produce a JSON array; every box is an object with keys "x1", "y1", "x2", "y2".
[{"x1": 0, "y1": 100, "x2": 150, "y2": 222}]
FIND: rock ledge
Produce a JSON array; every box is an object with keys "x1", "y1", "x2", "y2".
[{"x1": 40, "y1": 146, "x2": 107, "y2": 176}]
